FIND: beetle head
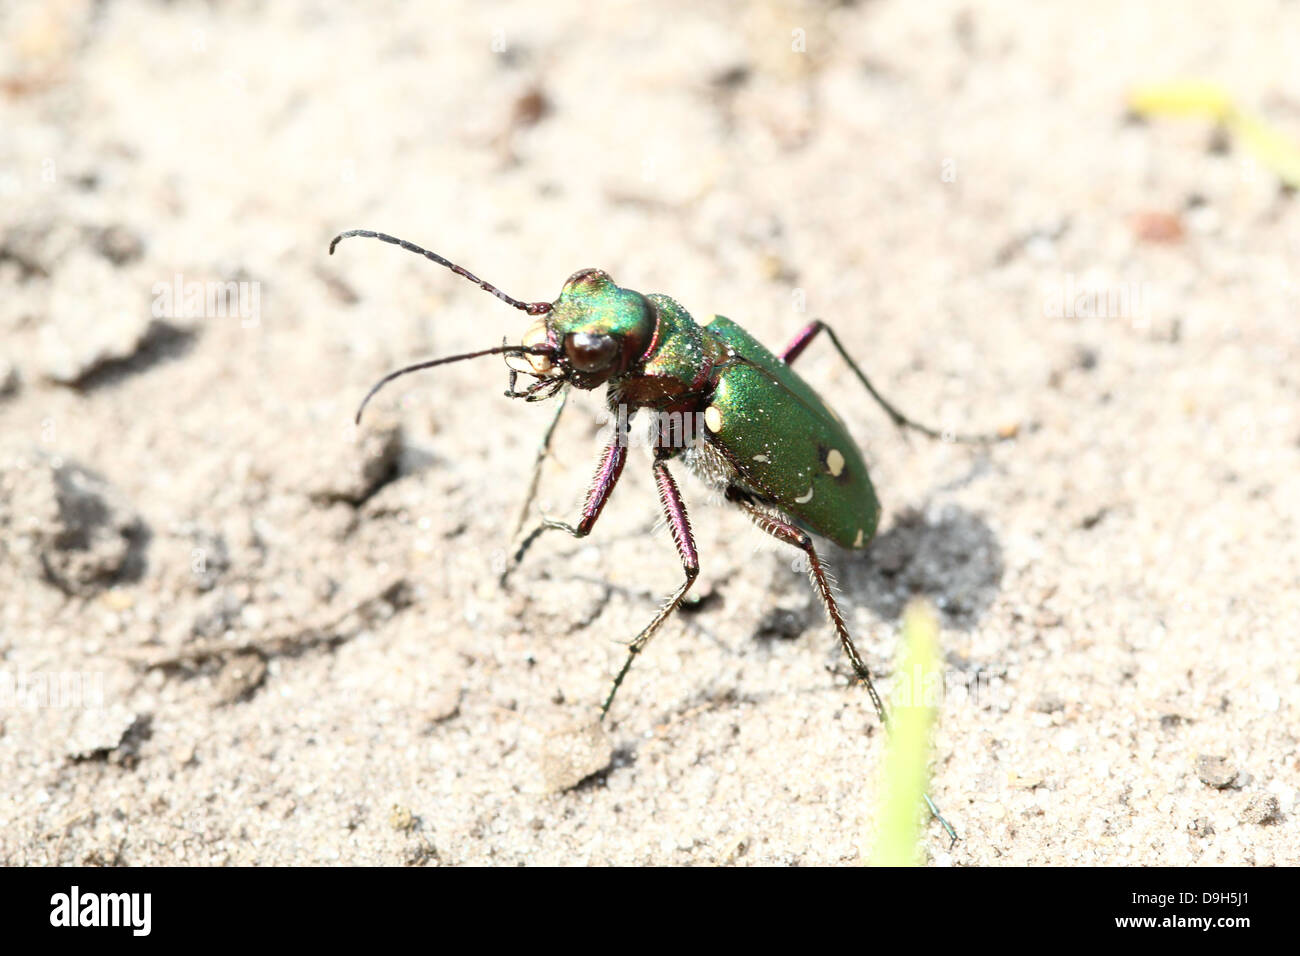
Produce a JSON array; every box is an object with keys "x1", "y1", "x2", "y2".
[{"x1": 511, "y1": 270, "x2": 654, "y2": 390}]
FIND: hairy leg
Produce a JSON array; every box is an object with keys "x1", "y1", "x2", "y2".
[
  {"x1": 500, "y1": 410, "x2": 628, "y2": 587},
  {"x1": 781, "y1": 319, "x2": 1012, "y2": 445},
  {"x1": 601, "y1": 457, "x2": 699, "y2": 718},
  {"x1": 732, "y1": 492, "x2": 957, "y2": 845}
]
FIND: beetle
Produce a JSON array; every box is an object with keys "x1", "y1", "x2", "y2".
[{"x1": 330, "y1": 229, "x2": 1012, "y2": 841}]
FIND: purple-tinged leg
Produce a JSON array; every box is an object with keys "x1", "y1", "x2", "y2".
[
  {"x1": 732, "y1": 492, "x2": 957, "y2": 844},
  {"x1": 778, "y1": 319, "x2": 824, "y2": 365},
  {"x1": 780, "y1": 319, "x2": 1013, "y2": 445},
  {"x1": 734, "y1": 497, "x2": 888, "y2": 722},
  {"x1": 601, "y1": 458, "x2": 699, "y2": 718},
  {"x1": 501, "y1": 411, "x2": 629, "y2": 585}
]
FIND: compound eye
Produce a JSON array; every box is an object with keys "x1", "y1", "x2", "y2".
[{"x1": 564, "y1": 332, "x2": 619, "y2": 372}]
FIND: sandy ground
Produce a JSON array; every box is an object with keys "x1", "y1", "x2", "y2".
[{"x1": 1, "y1": 0, "x2": 1297, "y2": 866}]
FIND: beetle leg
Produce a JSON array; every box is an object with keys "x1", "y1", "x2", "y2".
[
  {"x1": 733, "y1": 497, "x2": 889, "y2": 722},
  {"x1": 601, "y1": 457, "x2": 699, "y2": 718},
  {"x1": 780, "y1": 319, "x2": 1013, "y2": 445},
  {"x1": 507, "y1": 387, "x2": 570, "y2": 543},
  {"x1": 731, "y1": 494, "x2": 958, "y2": 846},
  {"x1": 500, "y1": 408, "x2": 629, "y2": 587},
  {"x1": 777, "y1": 319, "x2": 823, "y2": 365}
]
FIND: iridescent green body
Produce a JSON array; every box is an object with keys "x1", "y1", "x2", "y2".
[{"x1": 546, "y1": 270, "x2": 880, "y2": 550}]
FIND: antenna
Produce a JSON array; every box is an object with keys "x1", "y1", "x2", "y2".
[{"x1": 329, "y1": 230, "x2": 552, "y2": 315}]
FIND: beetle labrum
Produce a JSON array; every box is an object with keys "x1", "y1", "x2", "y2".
[{"x1": 330, "y1": 229, "x2": 1012, "y2": 842}]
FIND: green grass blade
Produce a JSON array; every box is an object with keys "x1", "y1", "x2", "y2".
[{"x1": 869, "y1": 599, "x2": 941, "y2": 867}]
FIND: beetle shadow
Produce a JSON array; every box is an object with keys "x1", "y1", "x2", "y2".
[{"x1": 827, "y1": 504, "x2": 1004, "y2": 631}]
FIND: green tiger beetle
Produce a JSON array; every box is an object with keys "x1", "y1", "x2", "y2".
[{"x1": 330, "y1": 228, "x2": 1015, "y2": 845}]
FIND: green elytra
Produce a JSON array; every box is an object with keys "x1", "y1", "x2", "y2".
[{"x1": 330, "y1": 229, "x2": 1013, "y2": 846}]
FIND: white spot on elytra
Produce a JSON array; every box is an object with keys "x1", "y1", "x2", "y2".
[
  {"x1": 704, "y1": 405, "x2": 723, "y2": 433},
  {"x1": 826, "y1": 448, "x2": 845, "y2": 477},
  {"x1": 853, "y1": 527, "x2": 864, "y2": 548},
  {"x1": 794, "y1": 486, "x2": 814, "y2": 504},
  {"x1": 753, "y1": 454, "x2": 769, "y2": 463}
]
